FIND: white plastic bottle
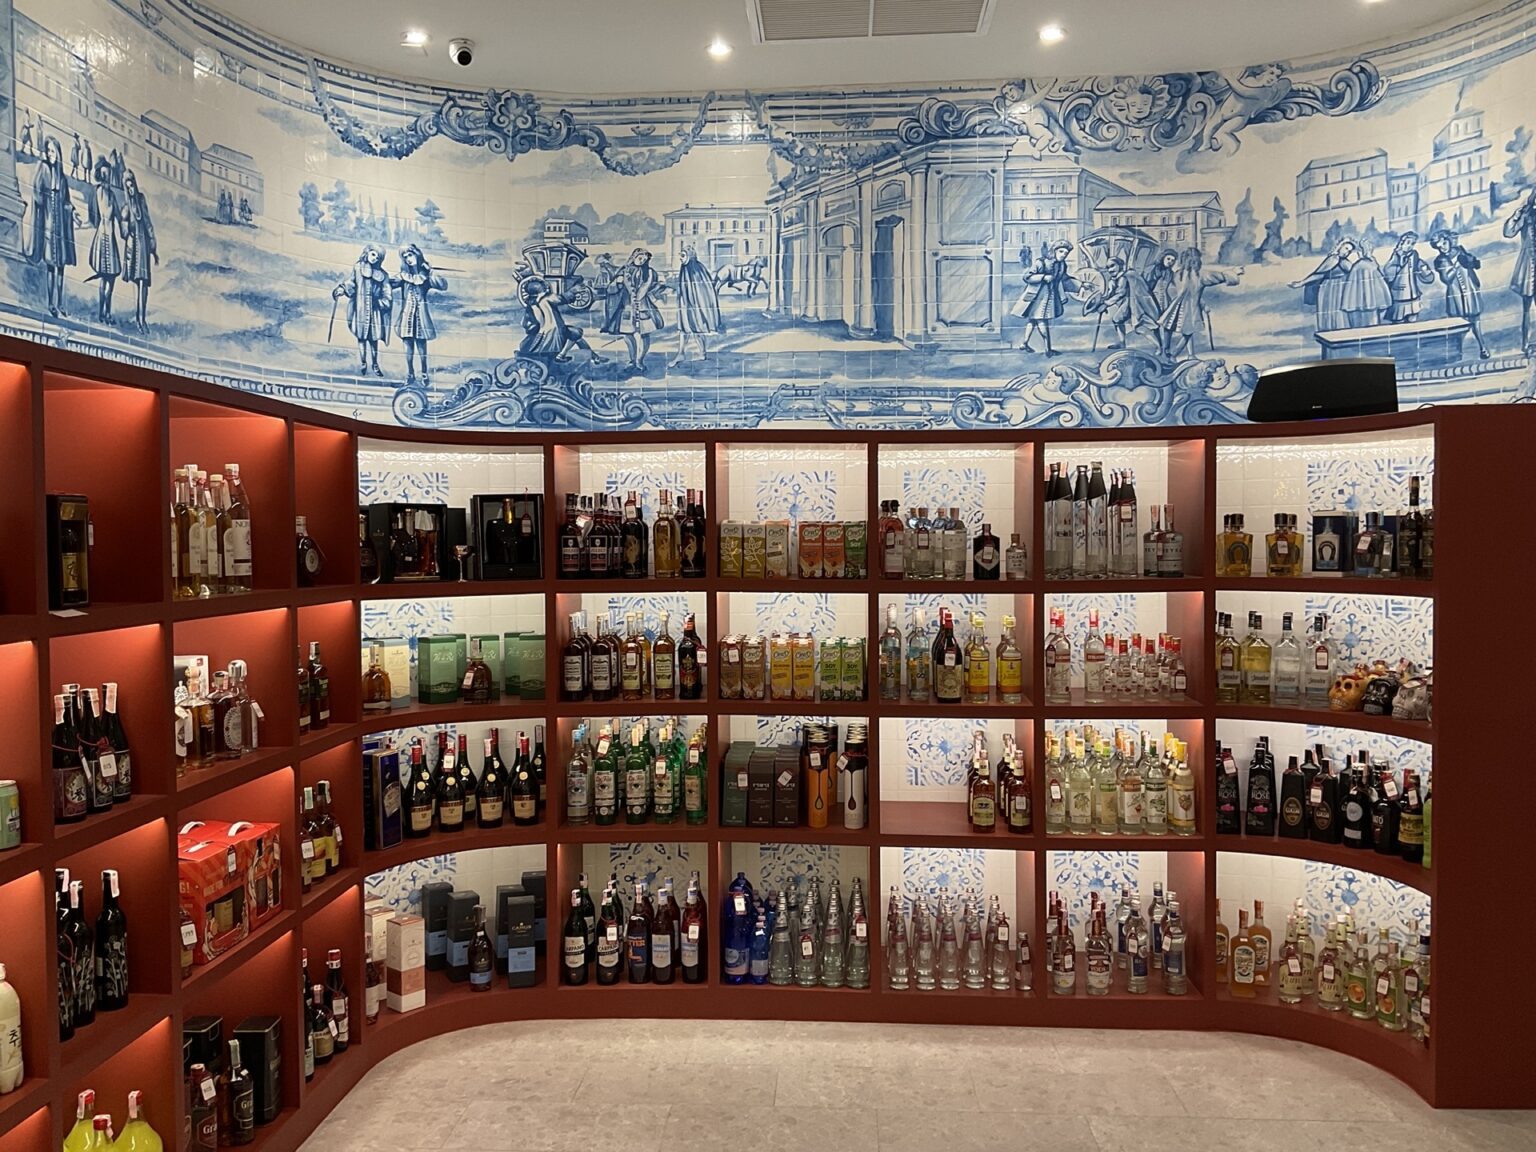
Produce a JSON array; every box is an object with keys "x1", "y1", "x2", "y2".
[{"x1": 0, "y1": 961, "x2": 21, "y2": 1092}]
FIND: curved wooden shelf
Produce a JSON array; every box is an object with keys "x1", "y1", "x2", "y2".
[
  {"x1": 4, "y1": 339, "x2": 1529, "y2": 1150},
  {"x1": 1215, "y1": 833, "x2": 1435, "y2": 896}
]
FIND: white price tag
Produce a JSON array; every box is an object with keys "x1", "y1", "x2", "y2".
[
  {"x1": 688, "y1": 924, "x2": 700, "y2": 941},
  {"x1": 689, "y1": 748, "x2": 701, "y2": 765},
  {"x1": 181, "y1": 922, "x2": 199, "y2": 946},
  {"x1": 1287, "y1": 957, "x2": 1302, "y2": 975},
  {"x1": 1376, "y1": 975, "x2": 1391, "y2": 996},
  {"x1": 1382, "y1": 779, "x2": 1400, "y2": 800},
  {"x1": 836, "y1": 755, "x2": 849, "y2": 771},
  {"x1": 1309, "y1": 784, "x2": 1324, "y2": 806},
  {"x1": 943, "y1": 653, "x2": 957, "y2": 667},
  {"x1": 998, "y1": 926, "x2": 1009, "y2": 943},
  {"x1": 462, "y1": 672, "x2": 476, "y2": 689},
  {"x1": 1421, "y1": 995, "x2": 1430, "y2": 1019},
  {"x1": 736, "y1": 771, "x2": 749, "y2": 789},
  {"x1": 800, "y1": 939, "x2": 814, "y2": 957},
  {"x1": 696, "y1": 650, "x2": 707, "y2": 666},
  {"x1": 855, "y1": 920, "x2": 868, "y2": 940},
  {"x1": 733, "y1": 894, "x2": 747, "y2": 914},
  {"x1": 1322, "y1": 962, "x2": 1336, "y2": 982},
  {"x1": 444, "y1": 751, "x2": 457, "y2": 773},
  {"x1": 809, "y1": 752, "x2": 822, "y2": 768},
  {"x1": 776, "y1": 771, "x2": 794, "y2": 788},
  {"x1": 606, "y1": 926, "x2": 619, "y2": 942},
  {"x1": 328, "y1": 1020, "x2": 339, "y2": 1038},
  {"x1": 301, "y1": 840, "x2": 315, "y2": 860},
  {"x1": 1048, "y1": 783, "x2": 1063, "y2": 801},
  {"x1": 98, "y1": 753, "x2": 118, "y2": 780},
  {"x1": 598, "y1": 737, "x2": 611, "y2": 757},
  {"x1": 200, "y1": 1078, "x2": 217, "y2": 1102},
  {"x1": 1060, "y1": 951, "x2": 1075, "y2": 972},
  {"x1": 725, "y1": 649, "x2": 740, "y2": 664}
]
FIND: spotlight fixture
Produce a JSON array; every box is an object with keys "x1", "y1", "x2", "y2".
[
  {"x1": 1038, "y1": 22, "x2": 1065, "y2": 44},
  {"x1": 400, "y1": 28, "x2": 430, "y2": 49},
  {"x1": 707, "y1": 37, "x2": 733, "y2": 59}
]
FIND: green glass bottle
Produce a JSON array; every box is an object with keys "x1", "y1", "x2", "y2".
[
  {"x1": 684, "y1": 728, "x2": 708, "y2": 825},
  {"x1": 592, "y1": 726, "x2": 619, "y2": 826},
  {"x1": 624, "y1": 724, "x2": 651, "y2": 824}
]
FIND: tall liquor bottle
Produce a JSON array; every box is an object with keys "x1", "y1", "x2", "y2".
[
  {"x1": 1341, "y1": 759, "x2": 1374, "y2": 848},
  {"x1": 963, "y1": 613, "x2": 991, "y2": 704},
  {"x1": 905, "y1": 608, "x2": 931, "y2": 702},
  {"x1": 1214, "y1": 613, "x2": 1240, "y2": 704},
  {"x1": 649, "y1": 490, "x2": 679, "y2": 579},
  {"x1": 1085, "y1": 462, "x2": 1109, "y2": 577},
  {"x1": 1278, "y1": 755, "x2": 1308, "y2": 839},
  {"x1": 1082, "y1": 610, "x2": 1107, "y2": 704},
  {"x1": 1398, "y1": 770, "x2": 1425, "y2": 863},
  {"x1": 306, "y1": 642, "x2": 330, "y2": 730},
  {"x1": 307, "y1": 984, "x2": 335, "y2": 1067},
  {"x1": 972, "y1": 522, "x2": 1001, "y2": 580},
  {"x1": 94, "y1": 868, "x2": 129, "y2": 1011},
  {"x1": 1157, "y1": 505, "x2": 1184, "y2": 578},
  {"x1": 996, "y1": 614, "x2": 1024, "y2": 704},
  {"x1": 652, "y1": 611, "x2": 676, "y2": 700},
  {"x1": 1238, "y1": 613, "x2": 1272, "y2": 704},
  {"x1": 222, "y1": 463, "x2": 254, "y2": 593},
  {"x1": 878, "y1": 500, "x2": 905, "y2": 579},
  {"x1": 620, "y1": 492, "x2": 647, "y2": 578},
  {"x1": 1244, "y1": 738, "x2": 1276, "y2": 837},
  {"x1": 931, "y1": 609, "x2": 964, "y2": 705},
  {"x1": 1228, "y1": 908, "x2": 1256, "y2": 997},
  {"x1": 52, "y1": 694, "x2": 89, "y2": 824},
  {"x1": 561, "y1": 612, "x2": 589, "y2": 702},
  {"x1": 510, "y1": 732, "x2": 538, "y2": 826},
  {"x1": 677, "y1": 612, "x2": 704, "y2": 700},
  {"x1": 324, "y1": 948, "x2": 349, "y2": 1052}
]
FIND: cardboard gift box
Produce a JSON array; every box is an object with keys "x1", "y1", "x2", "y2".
[{"x1": 386, "y1": 914, "x2": 426, "y2": 1012}]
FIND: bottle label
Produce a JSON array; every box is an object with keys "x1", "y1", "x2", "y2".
[
  {"x1": 480, "y1": 796, "x2": 504, "y2": 822},
  {"x1": 563, "y1": 656, "x2": 585, "y2": 692},
  {"x1": 470, "y1": 966, "x2": 492, "y2": 988},
  {"x1": 564, "y1": 936, "x2": 587, "y2": 969},
  {"x1": 684, "y1": 777, "x2": 702, "y2": 812},
  {"x1": 653, "y1": 653, "x2": 674, "y2": 687},
  {"x1": 651, "y1": 936, "x2": 672, "y2": 968},
  {"x1": 681, "y1": 936, "x2": 699, "y2": 968},
  {"x1": 591, "y1": 655, "x2": 613, "y2": 692},
  {"x1": 1252, "y1": 935, "x2": 1270, "y2": 972},
  {"x1": 1232, "y1": 943, "x2": 1256, "y2": 984}
]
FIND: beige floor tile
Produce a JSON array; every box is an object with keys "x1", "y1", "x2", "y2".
[
  {"x1": 875, "y1": 1110, "x2": 1099, "y2": 1152},
  {"x1": 776, "y1": 1063, "x2": 978, "y2": 1111},
  {"x1": 662, "y1": 1104, "x2": 879, "y2": 1152},
  {"x1": 1092, "y1": 1116, "x2": 1315, "y2": 1152},
  {"x1": 974, "y1": 1067, "x2": 1188, "y2": 1116},
  {"x1": 1171, "y1": 1073, "x2": 1394, "y2": 1121}
]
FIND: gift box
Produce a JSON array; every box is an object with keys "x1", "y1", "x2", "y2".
[
  {"x1": 386, "y1": 914, "x2": 426, "y2": 1013},
  {"x1": 177, "y1": 822, "x2": 249, "y2": 965}
]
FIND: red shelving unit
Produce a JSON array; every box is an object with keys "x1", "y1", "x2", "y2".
[{"x1": 0, "y1": 334, "x2": 1526, "y2": 1149}]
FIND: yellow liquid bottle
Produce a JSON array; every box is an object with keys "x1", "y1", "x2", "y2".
[
  {"x1": 64, "y1": 1090, "x2": 97, "y2": 1152},
  {"x1": 112, "y1": 1090, "x2": 166, "y2": 1152}
]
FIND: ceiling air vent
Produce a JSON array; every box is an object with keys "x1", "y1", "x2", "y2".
[{"x1": 748, "y1": 0, "x2": 994, "y2": 42}]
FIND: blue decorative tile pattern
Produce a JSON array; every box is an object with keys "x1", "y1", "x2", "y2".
[
  {"x1": 903, "y1": 717, "x2": 993, "y2": 787},
  {"x1": 755, "y1": 471, "x2": 842, "y2": 522},
  {"x1": 365, "y1": 854, "x2": 458, "y2": 913},
  {"x1": 4, "y1": 0, "x2": 1535, "y2": 431},
  {"x1": 1301, "y1": 594, "x2": 1432, "y2": 666},
  {"x1": 1302, "y1": 862, "x2": 1431, "y2": 937},
  {"x1": 1305, "y1": 454, "x2": 1435, "y2": 516},
  {"x1": 1049, "y1": 850, "x2": 1145, "y2": 935},
  {"x1": 606, "y1": 842, "x2": 701, "y2": 889},
  {"x1": 899, "y1": 848, "x2": 987, "y2": 904}
]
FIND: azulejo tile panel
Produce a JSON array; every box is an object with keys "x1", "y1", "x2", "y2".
[{"x1": 8, "y1": 0, "x2": 1536, "y2": 432}]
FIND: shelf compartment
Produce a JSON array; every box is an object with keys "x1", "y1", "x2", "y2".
[
  {"x1": 881, "y1": 800, "x2": 1031, "y2": 847},
  {"x1": 58, "y1": 1008, "x2": 179, "y2": 1138},
  {"x1": 0, "y1": 871, "x2": 50, "y2": 1118},
  {"x1": 43, "y1": 371, "x2": 164, "y2": 608},
  {"x1": 1216, "y1": 577, "x2": 1436, "y2": 597},
  {"x1": 297, "y1": 421, "x2": 358, "y2": 594},
  {"x1": 0, "y1": 361, "x2": 35, "y2": 617},
  {"x1": 168, "y1": 394, "x2": 293, "y2": 597},
  {"x1": 50, "y1": 623, "x2": 172, "y2": 798},
  {"x1": 182, "y1": 908, "x2": 299, "y2": 996},
  {"x1": 360, "y1": 824, "x2": 550, "y2": 875},
  {"x1": 1216, "y1": 702, "x2": 1433, "y2": 744},
  {"x1": 1216, "y1": 834, "x2": 1433, "y2": 895}
]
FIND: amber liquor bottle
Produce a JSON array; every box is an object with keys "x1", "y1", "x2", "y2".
[
  {"x1": 511, "y1": 731, "x2": 539, "y2": 826},
  {"x1": 307, "y1": 642, "x2": 330, "y2": 730},
  {"x1": 463, "y1": 638, "x2": 493, "y2": 704}
]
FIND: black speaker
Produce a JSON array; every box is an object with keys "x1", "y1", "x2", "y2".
[{"x1": 1247, "y1": 358, "x2": 1398, "y2": 422}]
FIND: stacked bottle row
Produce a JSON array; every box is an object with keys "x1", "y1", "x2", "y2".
[
  {"x1": 1043, "y1": 726, "x2": 1198, "y2": 837},
  {"x1": 1214, "y1": 610, "x2": 1430, "y2": 720},
  {"x1": 1217, "y1": 473, "x2": 1433, "y2": 579},
  {"x1": 1042, "y1": 610, "x2": 1188, "y2": 703},
  {"x1": 563, "y1": 871, "x2": 707, "y2": 985},
  {"x1": 1217, "y1": 738, "x2": 1429, "y2": 865},
  {"x1": 175, "y1": 658, "x2": 263, "y2": 774},
  {"x1": 301, "y1": 945, "x2": 355, "y2": 1077},
  {"x1": 182, "y1": 1008, "x2": 281, "y2": 1147},
  {"x1": 718, "y1": 630, "x2": 866, "y2": 702},
  {"x1": 397, "y1": 727, "x2": 546, "y2": 838},
  {"x1": 297, "y1": 781, "x2": 346, "y2": 893},
  {"x1": 873, "y1": 503, "x2": 1028, "y2": 582},
  {"x1": 1047, "y1": 883, "x2": 1190, "y2": 996},
  {"x1": 1043, "y1": 462, "x2": 1185, "y2": 580},
  {"x1": 722, "y1": 870, "x2": 870, "y2": 987},
  {"x1": 557, "y1": 489, "x2": 707, "y2": 580},
  {"x1": 876, "y1": 607, "x2": 1026, "y2": 705},
  {"x1": 962, "y1": 730, "x2": 1032, "y2": 834},
  {"x1": 1216, "y1": 899, "x2": 1430, "y2": 1041},
  {"x1": 171, "y1": 461, "x2": 254, "y2": 599},
  {"x1": 63, "y1": 1089, "x2": 171, "y2": 1150},
  {"x1": 565, "y1": 719, "x2": 709, "y2": 826},
  {"x1": 56, "y1": 867, "x2": 131, "y2": 1040},
  {"x1": 51, "y1": 681, "x2": 134, "y2": 824},
  {"x1": 885, "y1": 885, "x2": 1025, "y2": 992},
  {"x1": 562, "y1": 610, "x2": 706, "y2": 703}
]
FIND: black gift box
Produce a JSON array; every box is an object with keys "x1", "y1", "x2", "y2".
[
  {"x1": 446, "y1": 889, "x2": 481, "y2": 982},
  {"x1": 363, "y1": 503, "x2": 468, "y2": 582},
  {"x1": 470, "y1": 493, "x2": 544, "y2": 580},
  {"x1": 421, "y1": 881, "x2": 454, "y2": 970},
  {"x1": 234, "y1": 1016, "x2": 284, "y2": 1124},
  {"x1": 505, "y1": 894, "x2": 538, "y2": 988},
  {"x1": 182, "y1": 1015, "x2": 224, "y2": 1074}
]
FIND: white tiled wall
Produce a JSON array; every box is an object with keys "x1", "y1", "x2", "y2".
[
  {"x1": 722, "y1": 591, "x2": 868, "y2": 640},
  {"x1": 1215, "y1": 429, "x2": 1434, "y2": 575},
  {"x1": 360, "y1": 592, "x2": 546, "y2": 695},
  {"x1": 1047, "y1": 850, "x2": 1170, "y2": 941},
  {"x1": 1214, "y1": 589, "x2": 1432, "y2": 666},
  {"x1": 1043, "y1": 591, "x2": 1171, "y2": 686},
  {"x1": 1043, "y1": 441, "x2": 1174, "y2": 527},
  {"x1": 576, "y1": 445, "x2": 707, "y2": 518},
  {"x1": 879, "y1": 716, "x2": 1022, "y2": 802},
  {"x1": 879, "y1": 846, "x2": 1022, "y2": 930},
  {"x1": 569, "y1": 591, "x2": 708, "y2": 641},
  {"x1": 731, "y1": 844, "x2": 871, "y2": 901},
  {"x1": 358, "y1": 441, "x2": 545, "y2": 506},
  {"x1": 720, "y1": 443, "x2": 868, "y2": 523},
  {"x1": 877, "y1": 444, "x2": 1019, "y2": 540},
  {"x1": 1216, "y1": 851, "x2": 1432, "y2": 941},
  {"x1": 584, "y1": 842, "x2": 711, "y2": 891},
  {"x1": 364, "y1": 844, "x2": 547, "y2": 919}
]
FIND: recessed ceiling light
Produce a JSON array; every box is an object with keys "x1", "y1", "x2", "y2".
[
  {"x1": 707, "y1": 37, "x2": 733, "y2": 59},
  {"x1": 1038, "y1": 22, "x2": 1065, "y2": 44},
  {"x1": 400, "y1": 28, "x2": 430, "y2": 49}
]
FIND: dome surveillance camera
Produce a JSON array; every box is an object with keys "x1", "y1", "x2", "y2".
[{"x1": 448, "y1": 38, "x2": 474, "y2": 67}]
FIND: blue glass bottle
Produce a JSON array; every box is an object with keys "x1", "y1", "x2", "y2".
[
  {"x1": 749, "y1": 915, "x2": 771, "y2": 984},
  {"x1": 722, "y1": 872, "x2": 752, "y2": 984}
]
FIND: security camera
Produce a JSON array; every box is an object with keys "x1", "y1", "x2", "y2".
[{"x1": 448, "y1": 38, "x2": 474, "y2": 67}]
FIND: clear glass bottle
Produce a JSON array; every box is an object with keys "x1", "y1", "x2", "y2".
[
  {"x1": 1142, "y1": 504, "x2": 1162, "y2": 578},
  {"x1": 1083, "y1": 609, "x2": 1107, "y2": 703},
  {"x1": 362, "y1": 641, "x2": 392, "y2": 712},
  {"x1": 909, "y1": 506, "x2": 934, "y2": 580},
  {"x1": 1239, "y1": 612, "x2": 1272, "y2": 705},
  {"x1": 1045, "y1": 462, "x2": 1073, "y2": 578},
  {"x1": 1005, "y1": 532, "x2": 1028, "y2": 580},
  {"x1": 1157, "y1": 504, "x2": 1184, "y2": 578},
  {"x1": 1085, "y1": 462, "x2": 1109, "y2": 577},
  {"x1": 1303, "y1": 613, "x2": 1336, "y2": 705},
  {"x1": 964, "y1": 612, "x2": 991, "y2": 705},
  {"x1": 1163, "y1": 901, "x2": 1188, "y2": 995},
  {"x1": 1271, "y1": 612, "x2": 1302, "y2": 701},
  {"x1": 1215, "y1": 612, "x2": 1241, "y2": 704},
  {"x1": 905, "y1": 608, "x2": 931, "y2": 702}
]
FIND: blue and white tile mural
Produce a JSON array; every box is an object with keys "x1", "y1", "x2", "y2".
[{"x1": 9, "y1": 0, "x2": 1536, "y2": 430}]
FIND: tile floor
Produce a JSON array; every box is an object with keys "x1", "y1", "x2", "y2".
[{"x1": 299, "y1": 1020, "x2": 1536, "y2": 1152}]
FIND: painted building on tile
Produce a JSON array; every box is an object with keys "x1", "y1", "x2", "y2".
[{"x1": 1, "y1": 0, "x2": 1534, "y2": 431}]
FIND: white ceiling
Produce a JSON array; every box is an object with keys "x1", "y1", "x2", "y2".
[{"x1": 210, "y1": 0, "x2": 1492, "y2": 93}]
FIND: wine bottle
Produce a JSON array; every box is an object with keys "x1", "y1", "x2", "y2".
[
  {"x1": 468, "y1": 906, "x2": 494, "y2": 990},
  {"x1": 189, "y1": 1062, "x2": 218, "y2": 1149},
  {"x1": 67, "y1": 880, "x2": 94, "y2": 1029},
  {"x1": 510, "y1": 731, "x2": 538, "y2": 826},
  {"x1": 594, "y1": 887, "x2": 622, "y2": 985},
  {"x1": 95, "y1": 868, "x2": 129, "y2": 1012},
  {"x1": 324, "y1": 948, "x2": 349, "y2": 1052},
  {"x1": 51, "y1": 694, "x2": 89, "y2": 823},
  {"x1": 435, "y1": 741, "x2": 464, "y2": 833},
  {"x1": 477, "y1": 737, "x2": 505, "y2": 828},
  {"x1": 562, "y1": 890, "x2": 588, "y2": 985},
  {"x1": 307, "y1": 984, "x2": 335, "y2": 1066}
]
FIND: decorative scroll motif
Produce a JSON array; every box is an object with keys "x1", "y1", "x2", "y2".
[
  {"x1": 896, "y1": 61, "x2": 1387, "y2": 157},
  {"x1": 307, "y1": 59, "x2": 716, "y2": 175},
  {"x1": 744, "y1": 92, "x2": 895, "y2": 175},
  {"x1": 392, "y1": 358, "x2": 653, "y2": 430}
]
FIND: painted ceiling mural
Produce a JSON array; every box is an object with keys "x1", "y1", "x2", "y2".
[{"x1": 6, "y1": 0, "x2": 1536, "y2": 429}]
